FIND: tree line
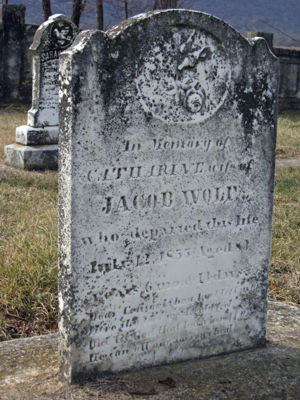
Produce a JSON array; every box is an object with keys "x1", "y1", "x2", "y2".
[{"x1": 42, "y1": 0, "x2": 181, "y2": 30}]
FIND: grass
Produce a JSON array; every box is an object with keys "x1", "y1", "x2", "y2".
[
  {"x1": 0, "y1": 104, "x2": 27, "y2": 163},
  {"x1": 0, "y1": 109, "x2": 299, "y2": 340},
  {"x1": 276, "y1": 111, "x2": 300, "y2": 158},
  {"x1": 269, "y1": 168, "x2": 300, "y2": 305},
  {"x1": 0, "y1": 169, "x2": 58, "y2": 340}
]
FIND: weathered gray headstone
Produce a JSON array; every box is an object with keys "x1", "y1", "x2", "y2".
[
  {"x1": 0, "y1": 5, "x2": 25, "y2": 101},
  {"x1": 59, "y1": 10, "x2": 279, "y2": 383},
  {"x1": 4, "y1": 14, "x2": 78, "y2": 170}
]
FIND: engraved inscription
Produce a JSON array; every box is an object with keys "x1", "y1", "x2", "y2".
[
  {"x1": 80, "y1": 214, "x2": 259, "y2": 246},
  {"x1": 101, "y1": 191, "x2": 174, "y2": 214},
  {"x1": 87, "y1": 239, "x2": 250, "y2": 276},
  {"x1": 99, "y1": 185, "x2": 243, "y2": 214},
  {"x1": 40, "y1": 49, "x2": 61, "y2": 62},
  {"x1": 124, "y1": 136, "x2": 231, "y2": 152},
  {"x1": 88, "y1": 323, "x2": 235, "y2": 363},
  {"x1": 160, "y1": 240, "x2": 249, "y2": 262},
  {"x1": 87, "y1": 160, "x2": 235, "y2": 182},
  {"x1": 90, "y1": 253, "x2": 150, "y2": 274}
]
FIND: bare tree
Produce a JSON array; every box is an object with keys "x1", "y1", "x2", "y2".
[
  {"x1": 42, "y1": 0, "x2": 52, "y2": 21},
  {"x1": 41, "y1": 0, "x2": 77, "y2": 24},
  {"x1": 108, "y1": 0, "x2": 150, "y2": 22},
  {"x1": 96, "y1": 0, "x2": 104, "y2": 29},
  {"x1": 153, "y1": 0, "x2": 178, "y2": 9},
  {"x1": 72, "y1": 0, "x2": 87, "y2": 26},
  {"x1": 42, "y1": 0, "x2": 88, "y2": 26},
  {"x1": 124, "y1": 1, "x2": 129, "y2": 19},
  {"x1": 40, "y1": 0, "x2": 188, "y2": 28}
]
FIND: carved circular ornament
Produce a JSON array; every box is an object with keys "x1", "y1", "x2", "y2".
[
  {"x1": 136, "y1": 28, "x2": 231, "y2": 124},
  {"x1": 50, "y1": 20, "x2": 75, "y2": 49}
]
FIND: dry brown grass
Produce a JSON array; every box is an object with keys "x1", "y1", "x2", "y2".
[
  {"x1": 0, "y1": 104, "x2": 27, "y2": 162},
  {"x1": 269, "y1": 167, "x2": 300, "y2": 305},
  {"x1": 277, "y1": 111, "x2": 300, "y2": 158},
  {"x1": 0, "y1": 168, "x2": 58, "y2": 340}
]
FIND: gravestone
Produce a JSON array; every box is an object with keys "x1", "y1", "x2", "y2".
[
  {"x1": 4, "y1": 14, "x2": 78, "y2": 170},
  {"x1": 0, "y1": 5, "x2": 25, "y2": 101},
  {"x1": 59, "y1": 10, "x2": 279, "y2": 383},
  {"x1": 245, "y1": 31, "x2": 274, "y2": 51}
]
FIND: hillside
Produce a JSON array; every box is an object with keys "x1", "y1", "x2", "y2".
[
  {"x1": 187, "y1": 0, "x2": 300, "y2": 46},
  {"x1": 10, "y1": 0, "x2": 300, "y2": 47}
]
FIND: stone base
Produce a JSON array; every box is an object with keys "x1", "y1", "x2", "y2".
[
  {"x1": 15, "y1": 125, "x2": 59, "y2": 145},
  {"x1": 4, "y1": 143, "x2": 58, "y2": 170},
  {"x1": 278, "y1": 96, "x2": 300, "y2": 111},
  {"x1": 0, "y1": 302, "x2": 299, "y2": 399}
]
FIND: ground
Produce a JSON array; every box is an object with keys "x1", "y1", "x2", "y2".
[{"x1": 0, "y1": 302, "x2": 299, "y2": 400}]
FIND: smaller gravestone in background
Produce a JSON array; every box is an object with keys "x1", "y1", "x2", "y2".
[
  {"x1": 245, "y1": 32, "x2": 274, "y2": 51},
  {"x1": 0, "y1": 5, "x2": 25, "y2": 101},
  {"x1": 59, "y1": 10, "x2": 279, "y2": 383},
  {"x1": 4, "y1": 14, "x2": 78, "y2": 170},
  {"x1": 22, "y1": 24, "x2": 40, "y2": 100}
]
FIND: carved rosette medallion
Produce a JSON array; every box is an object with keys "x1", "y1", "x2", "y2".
[
  {"x1": 50, "y1": 20, "x2": 75, "y2": 50},
  {"x1": 136, "y1": 28, "x2": 231, "y2": 124}
]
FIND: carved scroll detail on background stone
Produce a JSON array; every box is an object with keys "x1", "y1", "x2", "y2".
[{"x1": 136, "y1": 28, "x2": 231, "y2": 124}]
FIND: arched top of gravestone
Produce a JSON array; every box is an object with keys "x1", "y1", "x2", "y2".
[
  {"x1": 30, "y1": 14, "x2": 78, "y2": 55},
  {"x1": 66, "y1": 9, "x2": 277, "y2": 125},
  {"x1": 105, "y1": 9, "x2": 277, "y2": 53}
]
